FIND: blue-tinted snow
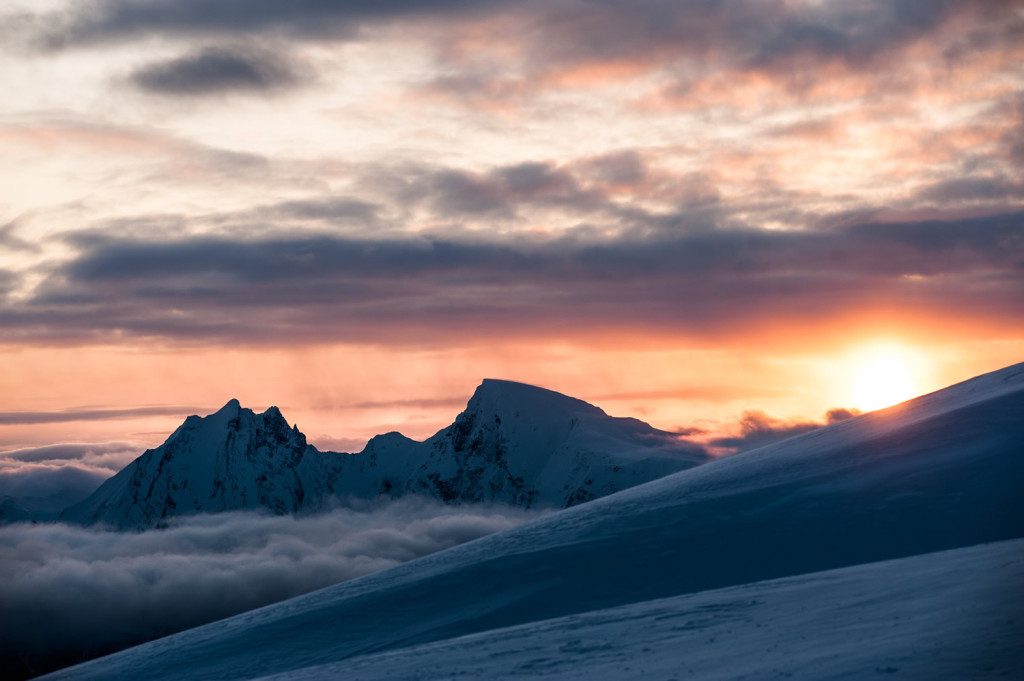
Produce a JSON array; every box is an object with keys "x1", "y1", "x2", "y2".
[{"x1": 259, "y1": 538, "x2": 1024, "y2": 681}]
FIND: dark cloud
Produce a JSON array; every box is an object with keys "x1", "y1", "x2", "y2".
[
  {"x1": 709, "y1": 407, "x2": 860, "y2": 453},
  {"x1": 0, "y1": 405, "x2": 202, "y2": 426},
  {"x1": 131, "y1": 46, "x2": 301, "y2": 96},
  {"x1": 919, "y1": 177, "x2": 1023, "y2": 204},
  {"x1": 41, "y1": 1, "x2": 1020, "y2": 72},
  {"x1": 412, "y1": 0, "x2": 1024, "y2": 110},
  {"x1": 1, "y1": 210, "x2": 1021, "y2": 346},
  {"x1": 383, "y1": 158, "x2": 715, "y2": 229},
  {"x1": 414, "y1": 162, "x2": 603, "y2": 218},
  {"x1": 0, "y1": 500, "x2": 540, "y2": 679},
  {"x1": 743, "y1": 0, "x2": 960, "y2": 69},
  {"x1": 849, "y1": 212, "x2": 1024, "y2": 263},
  {"x1": 44, "y1": 0, "x2": 517, "y2": 45}
]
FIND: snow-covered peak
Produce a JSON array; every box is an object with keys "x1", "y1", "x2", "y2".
[
  {"x1": 162, "y1": 400, "x2": 307, "y2": 456},
  {"x1": 466, "y1": 379, "x2": 606, "y2": 420},
  {"x1": 261, "y1": 405, "x2": 287, "y2": 422},
  {"x1": 216, "y1": 397, "x2": 242, "y2": 415},
  {"x1": 408, "y1": 379, "x2": 706, "y2": 507},
  {"x1": 60, "y1": 401, "x2": 326, "y2": 529}
]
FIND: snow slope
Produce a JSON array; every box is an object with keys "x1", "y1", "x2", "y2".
[
  {"x1": 41, "y1": 362, "x2": 1024, "y2": 681},
  {"x1": 60, "y1": 380, "x2": 707, "y2": 529},
  {"x1": 0, "y1": 496, "x2": 32, "y2": 524},
  {"x1": 260, "y1": 538, "x2": 1024, "y2": 681}
]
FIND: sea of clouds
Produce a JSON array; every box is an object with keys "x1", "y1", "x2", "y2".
[{"x1": 0, "y1": 498, "x2": 543, "y2": 677}]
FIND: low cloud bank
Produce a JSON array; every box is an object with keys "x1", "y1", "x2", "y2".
[
  {"x1": 709, "y1": 407, "x2": 861, "y2": 454},
  {"x1": 0, "y1": 443, "x2": 137, "y2": 517},
  {"x1": 0, "y1": 498, "x2": 543, "y2": 678}
]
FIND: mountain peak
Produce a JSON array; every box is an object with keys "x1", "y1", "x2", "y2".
[
  {"x1": 213, "y1": 398, "x2": 241, "y2": 417},
  {"x1": 261, "y1": 405, "x2": 288, "y2": 425},
  {"x1": 468, "y1": 379, "x2": 605, "y2": 417},
  {"x1": 61, "y1": 399, "x2": 320, "y2": 528}
]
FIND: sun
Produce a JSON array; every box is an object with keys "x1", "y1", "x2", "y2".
[{"x1": 849, "y1": 345, "x2": 919, "y2": 412}]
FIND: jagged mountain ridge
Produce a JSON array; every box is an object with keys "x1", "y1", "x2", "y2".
[
  {"x1": 61, "y1": 380, "x2": 708, "y2": 529},
  {"x1": 59, "y1": 399, "x2": 340, "y2": 529}
]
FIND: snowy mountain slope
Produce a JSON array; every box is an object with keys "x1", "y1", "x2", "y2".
[
  {"x1": 60, "y1": 381, "x2": 707, "y2": 529},
  {"x1": 259, "y1": 537, "x2": 1024, "y2": 681},
  {"x1": 0, "y1": 496, "x2": 32, "y2": 524},
  {"x1": 60, "y1": 400, "x2": 341, "y2": 530},
  {"x1": 41, "y1": 362, "x2": 1024, "y2": 681}
]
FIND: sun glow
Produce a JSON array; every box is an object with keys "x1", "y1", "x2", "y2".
[{"x1": 849, "y1": 344, "x2": 920, "y2": 411}]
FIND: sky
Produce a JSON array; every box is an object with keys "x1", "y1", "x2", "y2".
[{"x1": 1, "y1": 0, "x2": 1023, "y2": 489}]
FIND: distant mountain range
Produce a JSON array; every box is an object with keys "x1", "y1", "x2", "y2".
[{"x1": 60, "y1": 379, "x2": 708, "y2": 530}]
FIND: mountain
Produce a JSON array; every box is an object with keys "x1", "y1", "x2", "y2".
[
  {"x1": 61, "y1": 380, "x2": 708, "y2": 529},
  {"x1": 41, "y1": 362, "x2": 1024, "y2": 681},
  {"x1": 346, "y1": 379, "x2": 706, "y2": 507},
  {"x1": 60, "y1": 400, "x2": 340, "y2": 529},
  {"x1": 0, "y1": 496, "x2": 33, "y2": 524}
]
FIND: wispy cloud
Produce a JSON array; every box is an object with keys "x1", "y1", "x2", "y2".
[{"x1": 0, "y1": 406, "x2": 202, "y2": 426}]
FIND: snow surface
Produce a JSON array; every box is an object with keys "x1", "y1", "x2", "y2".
[
  {"x1": 255, "y1": 538, "x2": 1024, "y2": 681},
  {"x1": 60, "y1": 380, "x2": 707, "y2": 530},
  {"x1": 40, "y1": 362, "x2": 1024, "y2": 681}
]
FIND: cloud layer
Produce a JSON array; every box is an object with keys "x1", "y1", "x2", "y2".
[
  {"x1": 708, "y1": 407, "x2": 860, "y2": 454},
  {"x1": 0, "y1": 499, "x2": 541, "y2": 678},
  {"x1": 3, "y1": 208, "x2": 1020, "y2": 346},
  {"x1": 3, "y1": 0, "x2": 1021, "y2": 350}
]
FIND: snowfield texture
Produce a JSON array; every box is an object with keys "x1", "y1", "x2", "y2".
[
  {"x1": 61, "y1": 380, "x2": 707, "y2": 529},
  {"x1": 41, "y1": 362, "x2": 1024, "y2": 681},
  {"x1": 255, "y1": 538, "x2": 1024, "y2": 681}
]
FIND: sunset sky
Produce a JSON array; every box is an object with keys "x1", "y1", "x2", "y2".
[{"x1": 1, "y1": 0, "x2": 1022, "y2": 492}]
